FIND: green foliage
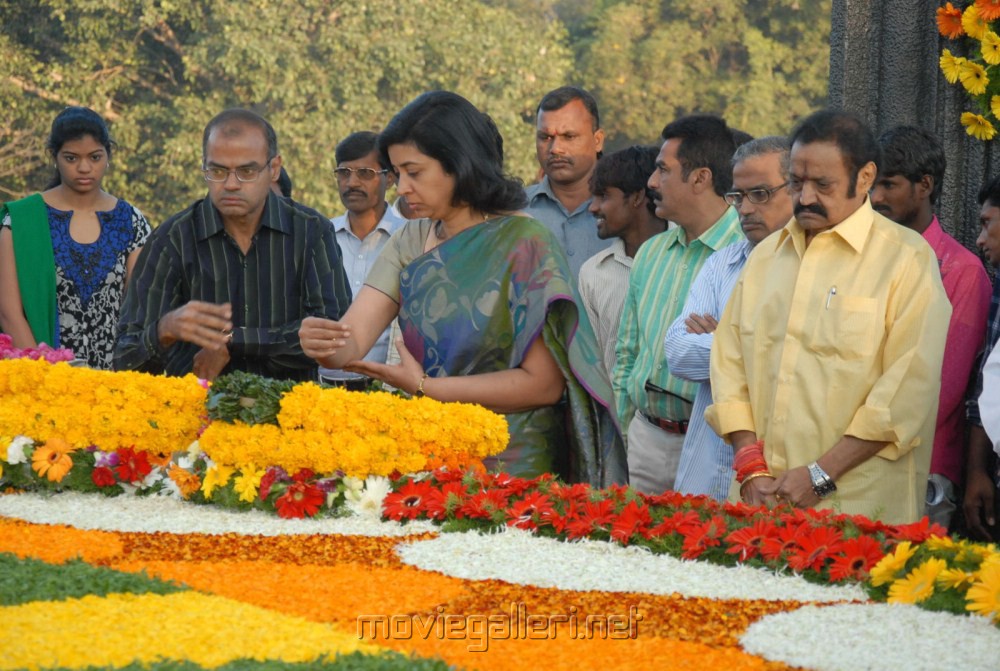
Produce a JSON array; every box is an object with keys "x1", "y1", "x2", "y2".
[
  {"x1": 31, "y1": 651, "x2": 461, "y2": 671},
  {"x1": 206, "y1": 370, "x2": 296, "y2": 425},
  {"x1": 0, "y1": 552, "x2": 184, "y2": 605}
]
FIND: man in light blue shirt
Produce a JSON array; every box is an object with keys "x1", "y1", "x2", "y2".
[
  {"x1": 663, "y1": 136, "x2": 793, "y2": 500},
  {"x1": 319, "y1": 131, "x2": 406, "y2": 389},
  {"x1": 525, "y1": 86, "x2": 610, "y2": 279}
]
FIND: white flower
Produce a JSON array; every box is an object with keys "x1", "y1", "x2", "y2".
[
  {"x1": 342, "y1": 476, "x2": 365, "y2": 502},
  {"x1": 6, "y1": 436, "x2": 34, "y2": 464},
  {"x1": 186, "y1": 440, "x2": 204, "y2": 459},
  {"x1": 174, "y1": 454, "x2": 196, "y2": 471},
  {"x1": 347, "y1": 476, "x2": 392, "y2": 519}
]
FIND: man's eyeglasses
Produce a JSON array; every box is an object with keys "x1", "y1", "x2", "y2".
[
  {"x1": 333, "y1": 167, "x2": 389, "y2": 182},
  {"x1": 723, "y1": 182, "x2": 789, "y2": 207},
  {"x1": 203, "y1": 159, "x2": 273, "y2": 183}
]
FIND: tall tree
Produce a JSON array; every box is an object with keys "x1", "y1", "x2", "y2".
[
  {"x1": 0, "y1": 0, "x2": 572, "y2": 223},
  {"x1": 578, "y1": 0, "x2": 831, "y2": 147}
]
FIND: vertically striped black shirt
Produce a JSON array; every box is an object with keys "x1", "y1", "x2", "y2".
[{"x1": 113, "y1": 192, "x2": 351, "y2": 381}]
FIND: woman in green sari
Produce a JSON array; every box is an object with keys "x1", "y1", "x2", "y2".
[{"x1": 300, "y1": 91, "x2": 624, "y2": 486}]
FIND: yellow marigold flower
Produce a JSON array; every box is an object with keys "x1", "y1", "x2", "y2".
[
  {"x1": 888, "y1": 558, "x2": 947, "y2": 604},
  {"x1": 984, "y1": 31, "x2": 1000, "y2": 65},
  {"x1": 202, "y1": 464, "x2": 236, "y2": 500},
  {"x1": 960, "y1": 60, "x2": 990, "y2": 95},
  {"x1": 940, "y1": 49, "x2": 967, "y2": 83},
  {"x1": 870, "y1": 541, "x2": 917, "y2": 586},
  {"x1": 967, "y1": 557, "x2": 1000, "y2": 623},
  {"x1": 30, "y1": 437, "x2": 76, "y2": 482},
  {"x1": 965, "y1": 4, "x2": 990, "y2": 40},
  {"x1": 233, "y1": 464, "x2": 266, "y2": 503},
  {"x1": 962, "y1": 111, "x2": 997, "y2": 140}
]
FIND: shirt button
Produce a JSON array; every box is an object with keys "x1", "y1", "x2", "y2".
[{"x1": 568, "y1": 250, "x2": 575, "y2": 256}]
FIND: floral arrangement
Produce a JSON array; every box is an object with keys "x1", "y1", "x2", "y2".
[
  {"x1": 379, "y1": 469, "x2": 1000, "y2": 624},
  {"x1": 0, "y1": 333, "x2": 74, "y2": 362},
  {"x1": 938, "y1": 1, "x2": 1000, "y2": 139},
  {"x1": 867, "y1": 533, "x2": 1000, "y2": 622}
]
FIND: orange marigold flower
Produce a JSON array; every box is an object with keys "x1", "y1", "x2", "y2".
[
  {"x1": 168, "y1": 464, "x2": 202, "y2": 498},
  {"x1": 977, "y1": 0, "x2": 1000, "y2": 22},
  {"x1": 30, "y1": 437, "x2": 76, "y2": 482},
  {"x1": 938, "y1": 2, "x2": 965, "y2": 39}
]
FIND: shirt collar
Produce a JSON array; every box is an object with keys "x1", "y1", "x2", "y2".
[
  {"x1": 671, "y1": 206, "x2": 740, "y2": 250},
  {"x1": 922, "y1": 215, "x2": 944, "y2": 247},
  {"x1": 527, "y1": 176, "x2": 592, "y2": 216},
  {"x1": 778, "y1": 197, "x2": 875, "y2": 255},
  {"x1": 195, "y1": 191, "x2": 290, "y2": 241},
  {"x1": 332, "y1": 203, "x2": 402, "y2": 235}
]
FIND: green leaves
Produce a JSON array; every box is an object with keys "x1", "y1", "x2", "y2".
[{"x1": 205, "y1": 371, "x2": 296, "y2": 426}]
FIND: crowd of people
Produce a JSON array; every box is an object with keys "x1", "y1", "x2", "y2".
[{"x1": 4, "y1": 87, "x2": 1000, "y2": 537}]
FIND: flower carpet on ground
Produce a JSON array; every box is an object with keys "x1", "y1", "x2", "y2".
[{"x1": 3, "y1": 491, "x2": 1000, "y2": 671}]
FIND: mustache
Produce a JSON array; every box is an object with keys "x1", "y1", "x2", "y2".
[
  {"x1": 794, "y1": 202, "x2": 828, "y2": 218},
  {"x1": 546, "y1": 156, "x2": 573, "y2": 166},
  {"x1": 341, "y1": 188, "x2": 366, "y2": 198}
]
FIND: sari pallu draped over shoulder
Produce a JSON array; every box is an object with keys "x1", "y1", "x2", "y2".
[
  {"x1": 1, "y1": 194, "x2": 58, "y2": 346},
  {"x1": 397, "y1": 215, "x2": 626, "y2": 487}
]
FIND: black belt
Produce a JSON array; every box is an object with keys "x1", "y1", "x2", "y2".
[
  {"x1": 319, "y1": 375, "x2": 371, "y2": 392},
  {"x1": 641, "y1": 412, "x2": 688, "y2": 434}
]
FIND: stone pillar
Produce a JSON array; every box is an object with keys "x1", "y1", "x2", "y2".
[{"x1": 829, "y1": 0, "x2": 1000, "y2": 250}]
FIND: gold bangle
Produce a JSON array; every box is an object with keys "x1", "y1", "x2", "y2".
[
  {"x1": 414, "y1": 373, "x2": 429, "y2": 398},
  {"x1": 739, "y1": 471, "x2": 774, "y2": 489}
]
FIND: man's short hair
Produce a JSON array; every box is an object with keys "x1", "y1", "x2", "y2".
[
  {"x1": 335, "y1": 131, "x2": 391, "y2": 170},
  {"x1": 789, "y1": 109, "x2": 879, "y2": 198},
  {"x1": 276, "y1": 166, "x2": 293, "y2": 198},
  {"x1": 660, "y1": 114, "x2": 737, "y2": 197},
  {"x1": 590, "y1": 145, "x2": 660, "y2": 214},
  {"x1": 732, "y1": 135, "x2": 791, "y2": 179},
  {"x1": 877, "y1": 126, "x2": 946, "y2": 204},
  {"x1": 202, "y1": 108, "x2": 278, "y2": 161},
  {"x1": 537, "y1": 86, "x2": 600, "y2": 131},
  {"x1": 978, "y1": 174, "x2": 1000, "y2": 208}
]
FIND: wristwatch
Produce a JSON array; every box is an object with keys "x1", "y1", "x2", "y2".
[{"x1": 807, "y1": 461, "x2": 837, "y2": 499}]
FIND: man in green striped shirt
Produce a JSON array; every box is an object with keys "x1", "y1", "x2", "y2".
[{"x1": 612, "y1": 115, "x2": 744, "y2": 495}]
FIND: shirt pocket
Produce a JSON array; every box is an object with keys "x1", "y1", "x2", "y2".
[{"x1": 809, "y1": 295, "x2": 879, "y2": 360}]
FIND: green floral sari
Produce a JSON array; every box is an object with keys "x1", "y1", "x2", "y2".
[{"x1": 396, "y1": 215, "x2": 625, "y2": 486}]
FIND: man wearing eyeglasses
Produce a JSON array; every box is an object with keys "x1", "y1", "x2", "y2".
[
  {"x1": 612, "y1": 114, "x2": 744, "y2": 495},
  {"x1": 705, "y1": 110, "x2": 951, "y2": 524},
  {"x1": 664, "y1": 136, "x2": 792, "y2": 501},
  {"x1": 319, "y1": 131, "x2": 406, "y2": 391},
  {"x1": 113, "y1": 108, "x2": 351, "y2": 382}
]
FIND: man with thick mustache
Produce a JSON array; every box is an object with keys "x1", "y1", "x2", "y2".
[
  {"x1": 664, "y1": 136, "x2": 792, "y2": 501},
  {"x1": 613, "y1": 114, "x2": 743, "y2": 494},
  {"x1": 114, "y1": 109, "x2": 351, "y2": 382},
  {"x1": 318, "y1": 131, "x2": 405, "y2": 389},
  {"x1": 706, "y1": 110, "x2": 951, "y2": 524},
  {"x1": 525, "y1": 86, "x2": 608, "y2": 280}
]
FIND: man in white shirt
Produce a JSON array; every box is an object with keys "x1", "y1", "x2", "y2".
[{"x1": 319, "y1": 131, "x2": 405, "y2": 389}]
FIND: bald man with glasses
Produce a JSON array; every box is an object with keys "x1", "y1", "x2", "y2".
[{"x1": 114, "y1": 108, "x2": 350, "y2": 381}]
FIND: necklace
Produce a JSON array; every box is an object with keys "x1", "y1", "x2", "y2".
[{"x1": 434, "y1": 211, "x2": 491, "y2": 241}]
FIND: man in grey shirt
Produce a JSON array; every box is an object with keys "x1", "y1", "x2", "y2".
[{"x1": 524, "y1": 86, "x2": 610, "y2": 279}]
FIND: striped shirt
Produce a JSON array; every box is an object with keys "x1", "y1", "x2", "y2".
[
  {"x1": 578, "y1": 239, "x2": 632, "y2": 387},
  {"x1": 664, "y1": 238, "x2": 751, "y2": 500},
  {"x1": 113, "y1": 192, "x2": 351, "y2": 381},
  {"x1": 968, "y1": 278, "x2": 1000, "y2": 427},
  {"x1": 613, "y1": 207, "x2": 742, "y2": 434}
]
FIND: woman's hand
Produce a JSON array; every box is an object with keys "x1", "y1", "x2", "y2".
[
  {"x1": 346, "y1": 337, "x2": 425, "y2": 395},
  {"x1": 299, "y1": 316, "x2": 352, "y2": 367}
]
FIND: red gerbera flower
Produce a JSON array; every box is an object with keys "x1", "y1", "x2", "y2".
[
  {"x1": 549, "y1": 482, "x2": 593, "y2": 503},
  {"x1": 680, "y1": 515, "x2": 727, "y2": 559},
  {"x1": 828, "y1": 536, "x2": 886, "y2": 582},
  {"x1": 506, "y1": 491, "x2": 556, "y2": 530},
  {"x1": 291, "y1": 468, "x2": 316, "y2": 483},
  {"x1": 724, "y1": 518, "x2": 778, "y2": 561},
  {"x1": 91, "y1": 466, "x2": 117, "y2": 488},
  {"x1": 580, "y1": 498, "x2": 617, "y2": 529},
  {"x1": 759, "y1": 522, "x2": 810, "y2": 562},
  {"x1": 275, "y1": 481, "x2": 325, "y2": 519},
  {"x1": 937, "y1": 2, "x2": 965, "y2": 38},
  {"x1": 543, "y1": 499, "x2": 576, "y2": 534},
  {"x1": 423, "y1": 481, "x2": 468, "y2": 520},
  {"x1": 889, "y1": 517, "x2": 948, "y2": 543},
  {"x1": 114, "y1": 447, "x2": 152, "y2": 483},
  {"x1": 646, "y1": 509, "x2": 703, "y2": 539},
  {"x1": 382, "y1": 480, "x2": 436, "y2": 521},
  {"x1": 786, "y1": 526, "x2": 844, "y2": 573},
  {"x1": 610, "y1": 500, "x2": 652, "y2": 544}
]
